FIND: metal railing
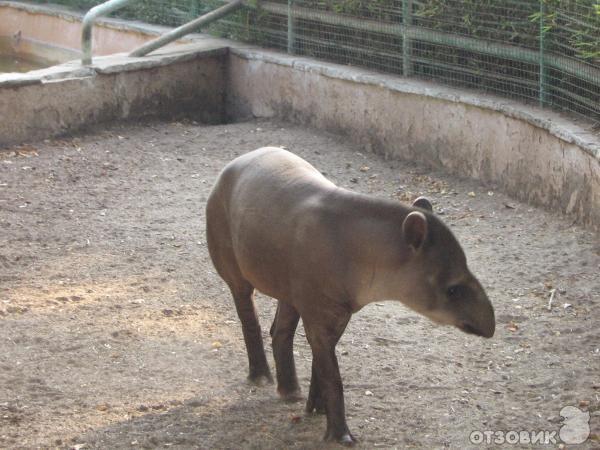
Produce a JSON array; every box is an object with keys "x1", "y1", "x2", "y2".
[
  {"x1": 129, "y1": 0, "x2": 243, "y2": 57},
  {"x1": 81, "y1": 0, "x2": 243, "y2": 64},
  {"x1": 81, "y1": 0, "x2": 132, "y2": 65}
]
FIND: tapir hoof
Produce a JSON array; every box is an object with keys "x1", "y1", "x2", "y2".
[
  {"x1": 247, "y1": 373, "x2": 273, "y2": 387},
  {"x1": 338, "y1": 433, "x2": 357, "y2": 447},
  {"x1": 305, "y1": 396, "x2": 326, "y2": 415},
  {"x1": 324, "y1": 430, "x2": 357, "y2": 446},
  {"x1": 278, "y1": 387, "x2": 303, "y2": 403}
]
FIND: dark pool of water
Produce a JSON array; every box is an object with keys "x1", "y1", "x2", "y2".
[{"x1": 0, "y1": 54, "x2": 47, "y2": 73}]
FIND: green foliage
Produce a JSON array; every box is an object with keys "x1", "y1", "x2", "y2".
[
  {"x1": 528, "y1": 0, "x2": 600, "y2": 62},
  {"x1": 411, "y1": 0, "x2": 539, "y2": 53}
]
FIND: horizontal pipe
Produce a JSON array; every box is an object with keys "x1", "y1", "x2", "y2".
[
  {"x1": 280, "y1": 30, "x2": 540, "y2": 89},
  {"x1": 81, "y1": 0, "x2": 132, "y2": 65},
  {"x1": 551, "y1": 84, "x2": 600, "y2": 113},
  {"x1": 130, "y1": 0, "x2": 244, "y2": 57},
  {"x1": 255, "y1": 1, "x2": 600, "y2": 86},
  {"x1": 408, "y1": 56, "x2": 539, "y2": 88}
]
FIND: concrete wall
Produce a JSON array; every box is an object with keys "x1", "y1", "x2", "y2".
[
  {"x1": 0, "y1": 3, "x2": 82, "y2": 56},
  {"x1": 0, "y1": 35, "x2": 78, "y2": 65},
  {"x1": 0, "y1": 49, "x2": 227, "y2": 145},
  {"x1": 0, "y1": 2, "x2": 186, "y2": 58},
  {"x1": 226, "y1": 50, "x2": 600, "y2": 230}
]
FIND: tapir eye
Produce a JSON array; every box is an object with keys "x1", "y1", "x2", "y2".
[{"x1": 446, "y1": 285, "x2": 463, "y2": 300}]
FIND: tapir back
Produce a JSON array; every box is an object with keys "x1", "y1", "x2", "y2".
[{"x1": 206, "y1": 148, "x2": 340, "y2": 302}]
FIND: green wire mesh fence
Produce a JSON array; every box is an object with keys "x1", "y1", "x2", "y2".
[{"x1": 31, "y1": 0, "x2": 600, "y2": 122}]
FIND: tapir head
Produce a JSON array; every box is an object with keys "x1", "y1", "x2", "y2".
[{"x1": 399, "y1": 197, "x2": 495, "y2": 338}]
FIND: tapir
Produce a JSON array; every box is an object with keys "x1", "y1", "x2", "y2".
[{"x1": 206, "y1": 147, "x2": 495, "y2": 445}]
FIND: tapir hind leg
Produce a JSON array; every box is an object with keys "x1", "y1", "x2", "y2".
[
  {"x1": 270, "y1": 302, "x2": 301, "y2": 401},
  {"x1": 206, "y1": 202, "x2": 272, "y2": 385}
]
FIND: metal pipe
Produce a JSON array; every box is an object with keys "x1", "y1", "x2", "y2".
[
  {"x1": 402, "y1": 0, "x2": 412, "y2": 77},
  {"x1": 287, "y1": 0, "x2": 295, "y2": 54},
  {"x1": 539, "y1": 0, "x2": 547, "y2": 107},
  {"x1": 129, "y1": 0, "x2": 244, "y2": 57},
  {"x1": 81, "y1": 0, "x2": 132, "y2": 65}
]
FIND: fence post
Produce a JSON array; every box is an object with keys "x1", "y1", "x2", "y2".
[
  {"x1": 539, "y1": 0, "x2": 547, "y2": 107},
  {"x1": 402, "y1": 0, "x2": 413, "y2": 76},
  {"x1": 189, "y1": 0, "x2": 198, "y2": 20},
  {"x1": 287, "y1": 0, "x2": 296, "y2": 54}
]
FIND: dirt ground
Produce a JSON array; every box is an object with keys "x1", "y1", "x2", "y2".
[{"x1": 0, "y1": 119, "x2": 598, "y2": 450}]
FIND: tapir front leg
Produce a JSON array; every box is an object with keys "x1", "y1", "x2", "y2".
[
  {"x1": 304, "y1": 310, "x2": 355, "y2": 446},
  {"x1": 306, "y1": 363, "x2": 326, "y2": 414},
  {"x1": 271, "y1": 301, "x2": 302, "y2": 401}
]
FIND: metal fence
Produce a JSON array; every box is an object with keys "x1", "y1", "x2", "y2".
[{"x1": 35, "y1": 0, "x2": 600, "y2": 122}]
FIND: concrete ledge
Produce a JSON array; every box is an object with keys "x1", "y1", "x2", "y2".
[
  {"x1": 227, "y1": 48, "x2": 600, "y2": 230},
  {"x1": 91, "y1": 43, "x2": 228, "y2": 74},
  {"x1": 0, "y1": 60, "x2": 93, "y2": 86},
  {"x1": 0, "y1": 45, "x2": 228, "y2": 145}
]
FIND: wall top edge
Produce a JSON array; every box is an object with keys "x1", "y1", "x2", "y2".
[
  {"x1": 230, "y1": 47, "x2": 600, "y2": 161},
  {"x1": 0, "y1": 44, "x2": 228, "y2": 87}
]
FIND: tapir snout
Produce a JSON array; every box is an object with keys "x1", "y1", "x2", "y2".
[
  {"x1": 454, "y1": 276, "x2": 495, "y2": 338},
  {"x1": 458, "y1": 297, "x2": 495, "y2": 338}
]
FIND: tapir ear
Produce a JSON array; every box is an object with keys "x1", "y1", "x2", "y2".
[
  {"x1": 402, "y1": 211, "x2": 428, "y2": 251},
  {"x1": 412, "y1": 196, "x2": 433, "y2": 212}
]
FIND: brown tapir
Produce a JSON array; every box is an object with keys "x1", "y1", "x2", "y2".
[{"x1": 206, "y1": 147, "x2": 495, "y2": 445}]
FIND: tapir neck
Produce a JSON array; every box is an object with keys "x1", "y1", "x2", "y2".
[
  {"x1": 325, "y1": 187, "x2": 412, "y2": 223},
  {"x1": 320, "y1": 189, "x2": 417, "y2": 311}
]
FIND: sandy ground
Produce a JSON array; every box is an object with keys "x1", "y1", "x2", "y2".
[{"x1": 0, "y1": 119, "x2": 598, "y2": 450}]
